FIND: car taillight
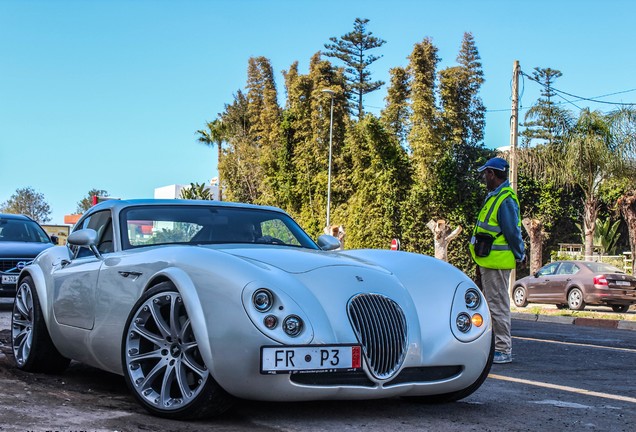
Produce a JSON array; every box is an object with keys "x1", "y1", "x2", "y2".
[{"x1": 593, "y1": 275, "x2": 608, "y2": 286}]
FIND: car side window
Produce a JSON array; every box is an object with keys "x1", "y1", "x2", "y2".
[
  {"x1": 74, "y1": 210, "x2": 114, "y2": 258},
  {"x1": 538, "y1": 263, "x2": 559, "y2": 276},
  {"x1": 557, "y1": 263, "x2": 579, "y2": 275}
]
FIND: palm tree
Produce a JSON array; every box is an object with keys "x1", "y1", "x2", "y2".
[
  {"x1": 520, "y1": 108, "x2": 636, "y2": 260},
  {"x1": 196, "y1": 118, "x2": 226, "y2": 201}
]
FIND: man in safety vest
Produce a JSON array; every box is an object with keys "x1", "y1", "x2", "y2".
[{"x1": 470, "y1": 157, "x2": 525, "y2": 364}]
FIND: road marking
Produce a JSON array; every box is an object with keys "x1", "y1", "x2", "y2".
[
  {"x1": 513, "y1": 336, "x2": 636, "y2": 353},
  {"x1": 490, "y1": 374, "x2": 636, "y2": 404}
]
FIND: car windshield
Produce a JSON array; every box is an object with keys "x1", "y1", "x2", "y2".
[
  {"x1": 582, "y1": 262, "x2": 624, "y2": 274},
  {"x1": 120, "y1": 205, "x2": 319, "y2": 250},
  {"x1": 0, "y1": 218, "x2": 51, "y2": 243}
]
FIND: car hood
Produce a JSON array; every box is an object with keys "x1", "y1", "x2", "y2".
[
  {"x1": 218, "y1": 246, "x2": 392, "y2": 274},
  {"x1": 0, "y1": 241, "x2": 53, "y2": 258}
]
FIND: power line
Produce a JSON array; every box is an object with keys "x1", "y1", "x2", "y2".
[{"x1": 521, "y1": 71, "x2": 636, "y2": 106}]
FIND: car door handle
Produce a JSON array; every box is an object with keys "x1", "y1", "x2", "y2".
[{"x1": 119, "y1": 271, "x2": 143, "y2": 279}]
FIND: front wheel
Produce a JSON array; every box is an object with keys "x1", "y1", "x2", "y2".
[
  {"x1": 512, "y1": 286, "x2": 528, "y2": 307},
  {"x1": 11, "y1": 276, "x2": 70, "y2": 373},
  {"x1": 122, "y1": 282, "x2": 234, "y2": 419},
  {"x1": 567, "y1": 287, "x2": 586, "y2": 311}
]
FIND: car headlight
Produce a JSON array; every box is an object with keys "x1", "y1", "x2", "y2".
[
  {"x1": 253, "y1": 289, "x2": 273, "y2": 312},
  {"x1": 242, "y1": 281, "x2": 313, "y2": 344},
  {"x1": 456, "y1": 313, "x2": 472, "y2": 332},
  {"x1": 283, "y1": 315, "x2": 303, "y2": 337},
  {"x1": 465, "y1": 288, "x2": 481, "y2": 309},
  {"x1": 451, "y1": 281, "x2": 490, "y2": 343}
]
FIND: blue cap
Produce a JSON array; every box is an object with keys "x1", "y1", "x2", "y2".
[{"x1": 477, "y1": 157, "x2": 509, "y2": 172}]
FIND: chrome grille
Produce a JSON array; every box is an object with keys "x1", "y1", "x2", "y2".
[
  {"x1": 0, "y1": 259, "x2": 30, "y2": 273},
  {"x1": 347, "y1": 293, "x2": 407, "y2": 379}
]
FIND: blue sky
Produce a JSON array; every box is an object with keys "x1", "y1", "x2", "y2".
[{"x1": 2, "y1": 0, "x2": 635, "y2": 224}]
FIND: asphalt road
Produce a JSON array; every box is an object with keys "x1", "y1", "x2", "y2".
[{"x1": 0, "y1": 298, "x2": 635, "y2": 431}]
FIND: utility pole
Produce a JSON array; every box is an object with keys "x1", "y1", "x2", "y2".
[
  {"x1": 509, "y1": 60, "x2": 520, "y2": 191},
  {"x1": 509, "y1": 60, "x2": 520, "y2": 293}
]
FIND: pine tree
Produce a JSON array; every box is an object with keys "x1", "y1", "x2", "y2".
[
  {"x1": 381, "y1": 66, "x2": 411, "y2": 148},
  {"x1": 246, "y1": 57, "x2": 282, "y2": 205},
  {"x1": 324, "y1": 18, "x2": 385, "y2": 119},
  {"x1": 407, "y1": 37, "x2": 441, "y2": 183},
  {"x1": 521, "y1": 67, "x2": 572, "y2": 147}
]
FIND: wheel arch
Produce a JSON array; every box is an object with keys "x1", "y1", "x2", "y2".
[
  {"x1": 18, "y1": 267, "x2": 50, "y2": 322},
  {"x1": 144, "y1": 267, "x2": 215, "y2": 374}
]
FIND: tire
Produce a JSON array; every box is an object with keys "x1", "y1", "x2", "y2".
[
  {"x1": 611, "y1": 304, "x2": 630, "y2": 313},
  {"x1": 512, "y1": 286, "x2": 528, "y2": 307},
  {"x1": 567, "y1": 287, "x2": 586, "y2": 311},
  {"x1": 555, "y1": 304, "x2": 567, "y2": 310},
  {"x1": 122, "y1": 282, "x2": 234, "y2": 419},
  {"x1": 403, "y1": 331, "x2": 495, "y2": 404},
  {"x1": 11, "y1": 276, "x2": 70, "y2": 373}
]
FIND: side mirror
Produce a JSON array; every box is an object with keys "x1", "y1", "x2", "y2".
[
  {"x1": 50, "y1": 235, "x2": 59, "y2": 245},
  {"x1": 317, "y1": 234, "x2": 341, "y2": 251},
  {"x1": 534, "y1": 272, "x2": 540, "y2": 278},
  {"x1": 68, "y1": 228, "x2": 102, "y2": 259},
  {"x1": 68, "y1": 229, "x2": 98, "y2": 247}
]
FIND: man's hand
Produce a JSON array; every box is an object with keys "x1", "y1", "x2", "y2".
[{"x1": 517, "y1": 255, "x2": 528, "y2": 270}]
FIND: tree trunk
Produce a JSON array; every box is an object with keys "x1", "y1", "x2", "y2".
[
  {"x1": 522, "y1": 218, "x2": 544, "y2": 275},
  {"x1": 583, "y1": 196, "x2": 599, "y2": 260},
  {"x1": 618, "y1": 191, "x2": 636, "y2": 274},
  {"x1": 426, "y1": 219, "x2": 462, "y2": 262}
]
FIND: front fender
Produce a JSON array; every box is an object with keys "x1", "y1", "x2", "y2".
[{"x1": 147, "y1": 267, "x2": 214, "y2": 373}]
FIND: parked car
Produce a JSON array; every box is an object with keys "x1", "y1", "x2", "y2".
[
  {"x1": 512, "y1": 260, "x2": 636, "y2": 312},
  {"x1": 0, "y1": 213, "x2": 55, "y2": 297},
  {"x1": 11, "y1": 199, "x2": 493, "y2": 419}
]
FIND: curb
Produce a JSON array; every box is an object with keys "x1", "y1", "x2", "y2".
[{"x1": 511, "y1": 312, "x2": 635, "y2": 331}]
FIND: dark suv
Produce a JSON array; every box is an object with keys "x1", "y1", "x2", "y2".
[{"x1": 0, "y1": 213, "x2": 55, "y2": 297}]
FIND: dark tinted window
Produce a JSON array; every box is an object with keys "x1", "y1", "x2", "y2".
[{"x1": 0, "y1": 218, "x2": 51, "y2": 243}]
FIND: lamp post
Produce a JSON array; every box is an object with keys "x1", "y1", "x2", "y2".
[{"x1": 321, "y1": 89, "x2": 335, "y2": 230}]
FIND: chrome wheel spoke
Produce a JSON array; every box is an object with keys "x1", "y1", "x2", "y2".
[
  {"x1": 131, "y1": 322, "x2": 165, "y2": 347},
  {"x1": 169, "y1": 296, "x2": 181, "y2": 338},
  {"x1": 139, "y1": 360, "x2": 167, "y2": 391},
  {"x1": 160, "y1": 364, "x2": 177, "y2": 406},
  {"x1": 129, "y1": 347, "x2": 163, "y2": 362},
  {"x1": 175, "y1": 361, "x2": 192, "y2": 399},
  {"x1": 149, "y1": 301, "x2": 171, "y2": 339}
]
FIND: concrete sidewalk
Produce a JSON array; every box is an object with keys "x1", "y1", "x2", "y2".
[{"x1": 512, "y1": 309, "x2": 636, "y2": 331}]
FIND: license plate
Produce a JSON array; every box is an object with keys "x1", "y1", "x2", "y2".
[
  {"x1": 261, "y1": 345, "x2": 361, "y2": 374},
  {"x1": 615, "y1": 281, "x2": 631, "y2": 286},
  {"x1": 1, "y1": 275, "x2": 18, "y2": 284}
]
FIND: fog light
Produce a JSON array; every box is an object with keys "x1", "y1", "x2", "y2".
[
  {"x1": 465, "y1": 289, "x2": 480, "y2": 309},
  {"x1": 283, "y1": 315, "x2": 303, "y2": 337},
  {"x1": 253, "y1": 289, "x2": 273, "y2": 312},
  {"x1": 456, "y1": 313, "x2": 472, "y2": 333},
  {"x1": 471, "y1": 313, "x2": 483, "y2": 327},
  {"x1": 264, "y1": 315, "x2": 277, "y2": 329}
]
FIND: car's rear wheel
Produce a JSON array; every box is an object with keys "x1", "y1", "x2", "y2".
[
  {"x1": 11, "y1": 276, "x2": 70, "y2": 373},
  {"x1": 611, "y1": 304, "x2": 630, "y2": 313},
  {"x1": 512, "y1": 286, "x2": 528, "y2": 307},
  {"x1": 567, "y1": 287, "x2": 586, "y2": 310},
  {"x1": 403, "y1": 331, "x2": 495, "y2": 404},
  {"x1": 122, "y1": 282, "x2": 233, "y2": 419}
]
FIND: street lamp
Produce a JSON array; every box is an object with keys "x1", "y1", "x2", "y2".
[{"x1": 321, "y1": 89, "x2": 335, "y2": 230}]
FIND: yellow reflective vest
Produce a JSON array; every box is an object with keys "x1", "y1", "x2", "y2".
[{"x1": 470, "y1": 186, "x2": 520, "y2": 270}]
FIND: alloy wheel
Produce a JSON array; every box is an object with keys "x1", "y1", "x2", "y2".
[
  {"x1": 12, "y1": 280, "x2": 34, "y2": 366},
  {"x1": 124, "y1": 291, "x2": 209, "y2": 411}
]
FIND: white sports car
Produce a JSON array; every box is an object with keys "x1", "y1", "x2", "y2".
[{"x1": 12, "y1": 199, "x2": 493, "y2": 419}]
